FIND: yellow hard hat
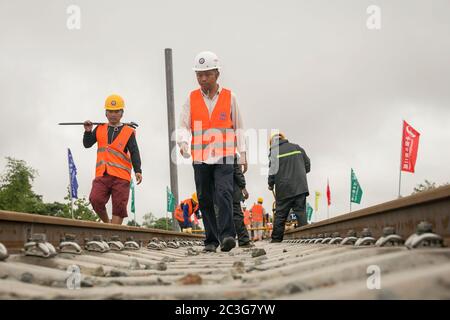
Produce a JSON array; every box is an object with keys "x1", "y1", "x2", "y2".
[
  {"x1": 192, "y1": 192, "x2": 198, "y2": 203},
  {"x1": 257, "y1": 197, "x2": 263, "y2": 203},
  {"x1": 105, "y1": 94, "x2": 125, "y2": 111},
  {"x1": 269, "y1": 132, "x2": 286, "y2": 146}
]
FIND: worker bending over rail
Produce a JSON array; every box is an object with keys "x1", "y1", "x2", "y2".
[
  {"x1": 83, "y1": 94, "x2": 143, "y2": 225},
  {"x1": 174, "y1": 193, "x2": 201, "y2": 233}
]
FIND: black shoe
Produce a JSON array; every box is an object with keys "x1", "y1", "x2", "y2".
[
  {"x1": 270, "y1": 239, "x2": 282, "y2": 243},
  {"x1": 220, "y1": 237, "x2": 236, "y2": 252},
  {"x1": 239, "y1": 242, "x2": 254, "y2": 248},
  {"x1": 202, "y1": 244, "x2": 217, "y2": 252}
]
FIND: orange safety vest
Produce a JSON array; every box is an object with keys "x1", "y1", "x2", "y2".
[
  {"x1": 174, "y1": 199, "x2": 199, "y2": 223},
  {"x1": 251, "y1": 204, "x2": 264, "y2": 222},
  {"x1": 95, "y1": 124, "x2": 134, "y2": 181},
  {"x1": 243, "y1": 210, "x2": 251, "y2": 226},
  {"x1": 190, "y1": 88, "x2": 236, "y2": 162}
]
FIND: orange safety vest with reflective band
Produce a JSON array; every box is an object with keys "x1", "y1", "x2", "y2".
[
  {"x1": 251, "y1": 204, "x2": 264, "y2": 222},
  {"x1": 174, "y1": 199, "x2": 199, "y2": 222},
  {"x1": 243, "y1": 210, "x2": 251, "y2": 226},
  {"x1": 190, "y1": 88, "x2": 237, "y2": 162},
  {"x1": 95, "y1": 124, "x2": 134, "y2": 182}
]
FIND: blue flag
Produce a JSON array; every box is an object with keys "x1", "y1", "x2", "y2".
[{"x1": 67, "y1": 148, "x2": 78, "y2": 199}]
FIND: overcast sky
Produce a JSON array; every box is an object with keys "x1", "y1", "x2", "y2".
[{"x1": 1, "y1": 0, "x2": 449, "y2": 224}]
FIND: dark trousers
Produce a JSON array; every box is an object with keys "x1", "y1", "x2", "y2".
[
  {"x1": 233, "y1": 200, "x2": 250, "y2": 245},
  {"x1": 193, "y1": 160, "x2": 236, "y2": 247},
  {"x1": 272, "y1": 193, "x2": 307, "y2": 241}
]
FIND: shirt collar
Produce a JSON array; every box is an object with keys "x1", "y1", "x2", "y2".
[{"x1": 201, "y1": 84, "x2": 221, "y2": 98}]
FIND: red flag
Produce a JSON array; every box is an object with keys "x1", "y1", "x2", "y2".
[
  {"x1": 326, "y1": 179, "x2": 331, "y2": 206},
  {"x1": 401, "y1": 121, "x2": 420, "y2": 173}
]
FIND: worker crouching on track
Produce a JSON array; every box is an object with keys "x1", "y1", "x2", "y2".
[
  {"x1": 250, "y1": 198, "x2": 266, "y2": 241},
  {"x1": 232, "y1": 157, "x2": 253, "y2": 248},
  {"x1": 177, "y1": 51, "x2": 247, "y2": 253},
  {"x1": 174, "y1": 193, "x2": 200, "y2": 233},
  {"x1": 83, "y1": 94, "x2": 142, "y2": 225},
  {"x1": 268, "y1": 133, "x2": 310, "y2": 242}
]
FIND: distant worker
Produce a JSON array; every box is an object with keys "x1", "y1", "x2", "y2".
[
  {"x1": 243, "y1": 205, "x2": 252, "y2": 238},
  {"x1": 250, "y1": 198, "x2": 266, "y2": 241},
  {"x1": 177, "y1": 51, "x2": 247, "y2": 252},
  {"x1": 174, "y1": 193, "x2": 200, "y2": 233},
  {"x1": 232, "y1": 157, "x2": 253, "y2": 247},
  {"x1": 268, "y1": 133, "x2": 310, "y2": 242},
  {"x1": 83, "y1": 94, "x2": 142, "y2": 225}
]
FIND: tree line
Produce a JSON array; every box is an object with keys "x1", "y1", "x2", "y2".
[{"x1": 0, "y1": 157, "x2": 173, "y2": 230}]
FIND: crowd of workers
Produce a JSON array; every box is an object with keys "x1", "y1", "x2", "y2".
[{"x1": 82, "y1": 51, "x2": 310, "y2": 252}]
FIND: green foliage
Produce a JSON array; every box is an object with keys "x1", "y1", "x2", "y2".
[
  {"x1": 127, "y1": 220, "x2": 141, "y2": 227},
  {"x1": 142, "y1": 212, "x2": 157, "y2": 228},
  {"x1": 0, "y1": 157, "x2": 97, "y2": 221},
  {"x1": 151, "y1": 217, "x2": 173, "y2": 230},
  {"x1": 0, "y1": 157, "x2": 44, "y2": 213}
]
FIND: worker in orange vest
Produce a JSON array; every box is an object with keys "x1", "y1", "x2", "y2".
[
  {"x1": 174, "y1": 193, "x2": 200, "y2": 233},
  {"x1": 177, "y1": 51, "x2": 247, "y2": 253},
  {"x1": 250, "y1": 198, "x2": 266, "y2": 241},
  {"x1": 84, "y1": 94, "x2": 142, "y2": 225},
  {"x1": 243, "y1": 205, "x2": 252, "y2": 238}
]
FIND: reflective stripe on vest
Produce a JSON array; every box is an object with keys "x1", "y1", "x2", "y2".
[
  {"x1": 190, "y1": 88, "x2": 236, "y2": 162},
  {"x1": 277, "y1": 150, "x2": 302, "y2": 159},
  {"x1": 95, "y1": 124, "x2": 134, "y2": 181}
]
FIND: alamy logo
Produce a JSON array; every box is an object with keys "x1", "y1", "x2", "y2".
[
  {"x1": 366, "y1": 265, "x2": 381, "y2": 290},
  {"x1": 66, "y1": 264, "x2": 81, "y2": 290}
]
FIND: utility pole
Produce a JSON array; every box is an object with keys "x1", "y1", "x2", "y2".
[{"x1": 164, "y1": 48, "x2": 180, "y2": 231}]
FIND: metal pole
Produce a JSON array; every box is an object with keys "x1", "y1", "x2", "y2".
[
  {"x1": 67, "y1": 148, "x2": 74, "y2": 219},
  {"x1": 164, "y1": 48, "x2": 180, "y2": 231}
]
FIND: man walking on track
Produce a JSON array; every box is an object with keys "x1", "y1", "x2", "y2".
[
  {"x1": 83, "y1": 94, "x2": 142, "y2": 225},
  {"x1": 178, "y1": 51, "x2": 247, "y2": 252},
  {"x1": 268, "y1": 133, "x2": 310, "y2": 242}
]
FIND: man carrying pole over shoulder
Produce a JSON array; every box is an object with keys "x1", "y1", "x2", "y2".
[{"x1": 83, "y1": 94, "x2": 142, "y2": 225}]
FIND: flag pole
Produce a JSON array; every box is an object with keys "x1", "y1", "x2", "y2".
[
  {"x1": 398, "y1": 120, "x2": 404, "y2": 198},
  {"x1": 349, "y1": 169, "x2": 352, "y2": 213},
  {"x1": 327, "y1": 178, "x2": 329, "y2": 219},
  {"x1": 67, "y1": 148, "x2": 74, "y2": 219}
]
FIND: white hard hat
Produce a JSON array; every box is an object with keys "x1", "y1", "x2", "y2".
[{"x1": 193, "y1": 51, "x2": 220, "y2": 71}]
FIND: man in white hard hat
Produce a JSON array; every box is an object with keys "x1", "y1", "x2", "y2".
[{"x1": 177, "y1": 51, "x2": 247, "y2": 252}]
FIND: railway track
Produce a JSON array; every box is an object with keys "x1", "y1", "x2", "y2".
[{"x1": 0, "y1": 186, "x2": 449, "y2": 300}]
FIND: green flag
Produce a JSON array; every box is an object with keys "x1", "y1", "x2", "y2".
[
  {"x1": 351, "y1": 168, "x2": 363, "y2": 204},
  {"x1": 166, "y1": 186, "x2": 176, "y2": 212},
  {"x1": 130, "y1": 179, "x2": 135, "y2": 213},
  {"x1": 306, "y1": 202, "x2": 313, "y2": 222}
]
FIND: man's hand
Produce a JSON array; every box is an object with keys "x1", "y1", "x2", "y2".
[
  {"x1": 135, "y1": 173, "x2": 143, "y2": 185},
  {"x1": 84, "y1": 120, "x2": 93, "y2": 132},
  {"x1": 242, "y1": 188, "x2": 249, "y2": 200},
  {"x1": 180, "y1": 143, "x2": 191, "y2": 159},
  {"x1": 240, "y1": 152, "x2": 248, "y2": 174}
]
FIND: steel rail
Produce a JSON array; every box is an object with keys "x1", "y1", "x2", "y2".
[
  {"x1": 284, "y1": 185, "x2": 450, "y2": 245},
  {"x1": 0, "y1": 210, "x2": 203, "y2": 253}
]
